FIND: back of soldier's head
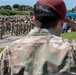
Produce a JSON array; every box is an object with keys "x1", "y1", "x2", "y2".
[{"x1": 34, "y1": 0, "x2": 66, "y2": 29}]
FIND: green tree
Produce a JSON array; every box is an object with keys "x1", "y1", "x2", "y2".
[
  {"x1": 72, "y1": 8, "x2": 75, "y2": 13},
  {"x1": 0, "y1": 6, "x2": 2, "y2": 10},
  {"x1": 0, "y1": 6, "x2": 5, "y2": 10},
  {"x1": 75, "y1": 6, "x2": 76, "y2": 12},
  {"x1": 26, "y1": 5, "x2": 33, "y2": 10},
  {"x1": 4, "y1": 5, "x2": 12, "y2": 10},
  {"x1": 18, "y1": 5, "x2": 26, "y2": 11},
  {"x1": 13, "y1": 4, "x2": 20, "y2": 10}
]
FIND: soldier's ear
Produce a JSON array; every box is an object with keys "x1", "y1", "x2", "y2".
[{"x1": 33, "y1": 16, "x2": 37, "y2": 25}]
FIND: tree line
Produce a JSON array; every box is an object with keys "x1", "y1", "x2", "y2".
[
  {"x1": 0, "y1": 4, "x2": 33, "y2": 16},
  {"x1": 1, "y1": 4, "x2": 76, "y2": 16},
  {"x1": 0, "y1": 4, "x2": 33, "y2": 11},
  {"x1": 67, "y1": 6, "x2": 76, "y2": 13}
]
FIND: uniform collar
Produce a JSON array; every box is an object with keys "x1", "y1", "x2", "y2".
[{"x1": 28, "y1": 28, "x2": 59, "y2": 36}]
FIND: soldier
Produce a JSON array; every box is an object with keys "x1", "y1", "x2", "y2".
[
  {"x1": 5, "y1": 21, "x2": 9, "y2": 34},
  {"x1": 0, "y1": 22, "x2": 3, "y2": 39},
  {"x1": 13, "y1": 22, "x2": 19, "y2": 36},
  {"x1": 25, "y1": 21, "x2": 29, "y2": 34},
  {"x1": 24, "y1": 21, "x2": 28, "y2": 35},
  {"x1": 4, "y1": 21, "x2": 8, "y2": 34},
  {"x1": 21, "y1": 22, "x2": 26, "y2": 35},
  {"x1": 27, "y1": 20, "x2": 31, "y2": 33},
  {"x1": 29, "y1": 18, "x2": 34, "y2": 30},
  {"x1": 1, "y1": 22, "x2": 5, "y2": 35},
  {"x1": 0, "y1": 0, "x2": 76, "y2": 75},
  {"x1": 18, "y1": 21, "x2": 22, "y2": 35},
  {"x1": 10, "y1": 21, "x2": 14, "y2": 35}
]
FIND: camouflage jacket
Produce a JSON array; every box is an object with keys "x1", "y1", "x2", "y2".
[{"x1": 0, "y1": 29, "x2": 76, "y2": 75}]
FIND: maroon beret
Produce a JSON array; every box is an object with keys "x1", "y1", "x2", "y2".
[{"x1": 37, "y1": 0, "x2": 66, "y2": 20}]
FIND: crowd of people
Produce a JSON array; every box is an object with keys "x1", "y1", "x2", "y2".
[
  {"x1": 62, "y1": 18, "x2": 76, "y2": 33},
  {"x1": 0, "y1": 16, "x2": 76, "y2": 40},
  {"x1": 0, "y1": 16, "x2": 34, "y2": 39}
]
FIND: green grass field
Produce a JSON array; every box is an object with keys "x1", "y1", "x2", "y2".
[
  {"x1": 0, "y1": 15, "x2": 8, "y2": 18},
  {"x1": 61, "y1": 32, "x2": 76, "y2": 40},
  {"x1": 0, "y1": 15, "x2": 30, "y2": 18},
  {"x1": 0, "y1": 32, "x2": 76, "y2": 53},
  {"x1": 0, "y1": 48, "x2": 4, "y2": 53}
]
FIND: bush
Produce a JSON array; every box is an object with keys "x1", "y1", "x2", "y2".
[
  {"x1": 0, "y1": 10, "x2": 10, "y2": 16},
  {"x1": 0, "y1": 10, "x2": 31, "y2": 16},
  {"x1": 6, "y1": 10, "x2": 17, "y2": 15},
  {"x1": 16, "y1": 11, "x2": 29, "y2": 15}
]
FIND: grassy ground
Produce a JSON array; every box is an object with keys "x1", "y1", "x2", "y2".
[
  {"x1": 0, "y1": 32, "x2": 76, "y2": 53},
  {"x1": 0, "y1": 48, "x2": 4, "y2": 53},
  {"x1": 14, "y1": 15, "x2": 30, "y2": 18},
  {"x1": 0, "y1": 10, "x2": 31, "y2": 18},
  {"x1": 0, "y1": 15, "x2": 30, "y2": 18},
  {"x1": 0, "y1": 15, "x2": 8, "y2": 18},
  {"x1": 61, "y1": 32, "x2": 76, "y2": 40},
  {"x1": 0, "y1": 14, "x2": 31, "y2": 19}
]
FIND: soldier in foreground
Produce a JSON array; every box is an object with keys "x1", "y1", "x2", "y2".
[{"x1": 0, "y1": 0, "x2": 76, "y2": 75}]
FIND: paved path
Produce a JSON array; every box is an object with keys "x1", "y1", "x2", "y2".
[
  {"x1": 0, "y1": 34, "x2": 26, "y2": 48},
  {"x1": 0, "y1": 28, "x2": 71, "y2": 48}
]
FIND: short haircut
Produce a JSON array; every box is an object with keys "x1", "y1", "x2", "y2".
[{"x1": 34, "y1": 2, "x2": 61, "y2": 29}]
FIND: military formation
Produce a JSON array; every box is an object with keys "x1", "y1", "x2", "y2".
[{"x1": 0, "y1": 16, "x2": 35, "y2": 39}]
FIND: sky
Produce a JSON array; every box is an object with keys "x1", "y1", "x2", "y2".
[{"x1": 0, "y1": 0, "x2": 76, "y2": 10}]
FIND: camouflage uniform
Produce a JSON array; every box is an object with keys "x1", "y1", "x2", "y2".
[
  {"x1": 27, "y1": 20, "x2": 31, "y2": 34},
  {"x1": 1, "y1": 23, "x2": 5, "y2": 35},
  {"x1": 4, "y1": 22, "x2": 8, "y2": 34},
  {"x1": 14, "y1": 23, "x2": 18, "y2": 36},
  {"x1": 10, "y1": 22, "x2": 14, "y2": 35},
  {"x1": 0, "y1": 29, "x2": 76, "y2": 75},
  {"x1": 18, "y1": 22, "x2": 22, "y2": 35},
  {"x1": 0, "y1": 24, "x2": 3, "y2": 39},
  {"x1": 22, "y1": 22, "x2": 26, "y2": 34}
]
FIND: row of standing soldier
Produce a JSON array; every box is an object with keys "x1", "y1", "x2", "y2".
[{"x1": 0, "y1": 17, "x2": 35, "y2": 39}]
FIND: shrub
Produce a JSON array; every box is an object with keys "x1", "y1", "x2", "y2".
[{"x1": 0, "y1": 10, "x2": 30, "y2": 16}]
